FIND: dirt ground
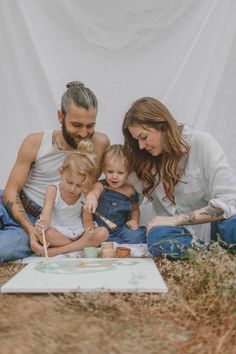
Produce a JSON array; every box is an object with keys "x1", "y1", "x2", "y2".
[{"x1": 0, "y1": 244, "x2": 235, "y2": 354}]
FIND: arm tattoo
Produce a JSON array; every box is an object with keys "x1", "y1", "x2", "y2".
[
  {"x1": 5, "y1": 200, "x2": 14, "y2": 218},
  {"x1": 200, "y1": 204, "x2": 224, "y2": 219},
  {"x1": 5, "y1": 194, "x2": 31, "y2": 227},
  {"x1": 183, "y1": 212, "x2": 196, "y2": 224},
  {"x1": 15, "y1": 194, "x2": 26, "y2": 212}
]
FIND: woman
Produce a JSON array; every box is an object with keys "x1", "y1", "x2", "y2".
[{"x1": 122, "y1": 97, "x2": 236, "y2": 259}]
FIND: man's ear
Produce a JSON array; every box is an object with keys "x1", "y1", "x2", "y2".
[{"x1": 58, "y1": 110, "x2": 63, "y2": 124}]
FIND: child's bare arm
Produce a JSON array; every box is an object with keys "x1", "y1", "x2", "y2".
[
  {"x1": 82, "y1": 208, "x2": 96, "y2": 231},
  {"x1": 84, "y1": 182, "x2": 104, "y2": 213},
  {"x1": 126, "y1": 201, "x2": 140, "y2": 230},
  {"x1": 35, "y1": 185, "x2": 57, "y2": 232}
]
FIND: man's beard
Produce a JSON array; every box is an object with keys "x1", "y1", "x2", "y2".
[{"x1": 62, "y1": 118, "x2": 94, "y2": 149}]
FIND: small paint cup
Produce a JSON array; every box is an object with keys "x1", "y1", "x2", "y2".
[
  {"x1": 116, "y1": 246, "x2": 131, "y2": 258},
  {"x1": 101, "y1": 248, "x2": 116, "y2": 258},
  {"x1": 101, "y1": 242, "x2": 114, "y2": 249},
  {"x1": 83, "y1": 247, "x2": 99, "y2": 258}
]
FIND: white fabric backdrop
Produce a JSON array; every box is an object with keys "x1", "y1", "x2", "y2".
[{"x1": 1, "y1": 0, "x2": 236, "y2": 188}]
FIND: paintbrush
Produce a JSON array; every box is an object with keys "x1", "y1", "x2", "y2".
[
  {"x1": 93, "y1": 211, "x2": 117, "y2": 229},
  {"x1": 39, "y1": 214, "x2": 48, "y2": 262},
  {"x1": 80, "y1": 201, "x2": 117, "y2": 229},
  {"x1": 41, "y1": 228, "x2": 49, "y2": 262}
]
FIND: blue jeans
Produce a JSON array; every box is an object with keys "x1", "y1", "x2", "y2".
[
  {"x1": 147, "y1": 216, "x2": 236, "y2": 259},
  {"x1": 107, "y1": 224, "x2": 147, "y2": 244},
  {"x1": 0, "y1": 191, "x2": 35, "y2": 263}
]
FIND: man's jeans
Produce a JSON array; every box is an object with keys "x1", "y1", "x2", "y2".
[
  {"x1": 0, "y1": 191, "x2": 35, "y2": 263},
  {"x1": 147, "y1": 216, "x2": 236, "y2": 259}
]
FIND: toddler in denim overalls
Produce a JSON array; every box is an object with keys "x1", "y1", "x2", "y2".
[{"x1": 85, "y1": 144, "x2": 146, "y2": 244}]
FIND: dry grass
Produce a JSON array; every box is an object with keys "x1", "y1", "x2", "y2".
[{"x1": 0, "y1": 243, "x2": 235, "y2": 354}]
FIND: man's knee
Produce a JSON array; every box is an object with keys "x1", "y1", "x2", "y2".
[{"x1": 0, "y1": 228, "x2": 31, "y2": 263}]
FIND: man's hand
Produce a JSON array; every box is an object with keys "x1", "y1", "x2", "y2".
[
  {"x1": 126, "y1": 219, "x2": 138, "y2": 230},
  {"x1": 29, "y1": 229, "x2": 45, "y2": 255},
  {"x1": 147, "y1": 215, "x2": 179, "y2": 232}
]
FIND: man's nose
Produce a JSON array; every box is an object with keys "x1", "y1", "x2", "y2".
[{"x1": 79, "y1": 128, "x2": 88, "y2": 138}]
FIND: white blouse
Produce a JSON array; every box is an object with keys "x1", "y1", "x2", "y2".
[{"x1": 129, "y1": 126, "x2": 236, "y2": 242}]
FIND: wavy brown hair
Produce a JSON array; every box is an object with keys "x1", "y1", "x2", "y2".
[{"x1": 122, "y1": 97, "x2": 189, "y2": 204}]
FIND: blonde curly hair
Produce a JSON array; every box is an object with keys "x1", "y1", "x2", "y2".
[{"x1": 61, "y1": 140, "x2": 96, "y2": 193}]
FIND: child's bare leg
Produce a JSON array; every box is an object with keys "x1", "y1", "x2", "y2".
[
  {"x1": 47, "y1": 227, "x2": 109, "y2": 257},
  {"x1": 42, "y1": 227, "x2": 73, "y2": 247}
]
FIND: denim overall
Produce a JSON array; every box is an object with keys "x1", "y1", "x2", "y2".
[{"x1": 95, "y1": 180, "x2": 146, "y2": 244}]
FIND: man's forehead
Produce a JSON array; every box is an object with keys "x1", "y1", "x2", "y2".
[
  {"x1": 71, "y1": 119, "x2": 96, "y2": 126},
  {"x1": 66, "y1": 107, "x2": 97, "y2": 124}
]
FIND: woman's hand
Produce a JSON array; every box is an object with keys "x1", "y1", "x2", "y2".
[{"x1": 147, "y1": 215, "x2": 179, "y2": 231}]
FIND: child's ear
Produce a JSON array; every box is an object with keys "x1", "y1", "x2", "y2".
[{"x1": 59, "y1": 167, "x2": 63, "y2": 176}]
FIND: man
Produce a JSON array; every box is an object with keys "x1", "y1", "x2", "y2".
[{"x1": 0, "y1": 81, "x2": 110, "y2": 262}]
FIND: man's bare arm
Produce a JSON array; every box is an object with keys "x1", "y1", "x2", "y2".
[
  {"x1": 4, "y1": 193, "x2": 34, "y2": 232},
  {"x1": 3, "y1": 133, "x2": 45, "y2": 254},
  {"x1": 4, "y1": 134, "x2": 42, "y2": 229}
]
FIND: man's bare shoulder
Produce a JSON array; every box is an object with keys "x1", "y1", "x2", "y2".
[
  {"x1": 93, "y1": 132, "x2": 110, "y2": 149},
  {"x1": 22, "y1": 132, "x2": 44, "y2": 145},
  {"x1": 19, "y1": 132, "x2": 44, "y2": 157}
]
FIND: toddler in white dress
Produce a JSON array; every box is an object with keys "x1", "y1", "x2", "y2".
[{"x1": 35, "y1": 140, "x2": 108, "y2": 256}]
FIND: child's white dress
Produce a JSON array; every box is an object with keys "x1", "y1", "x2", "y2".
[{"x1": 50, "y1": 182, "x2": 85, "y2": 240}]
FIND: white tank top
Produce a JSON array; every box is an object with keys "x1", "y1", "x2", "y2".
[
  {"x1": 23, "y1": 131, "x2": 66, "y2": 207},
  {"x1": 50, "y1": 182, "x2": 85, "y2": 240}
]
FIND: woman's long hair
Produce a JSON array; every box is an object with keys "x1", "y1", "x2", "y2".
[{"x1": 122, "y1": 97, "x2": 189, "y2": 204}]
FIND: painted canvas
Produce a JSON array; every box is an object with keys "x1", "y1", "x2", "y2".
[{"x1": 1, "y1": 258, "x2": 168, "y2": 293}]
